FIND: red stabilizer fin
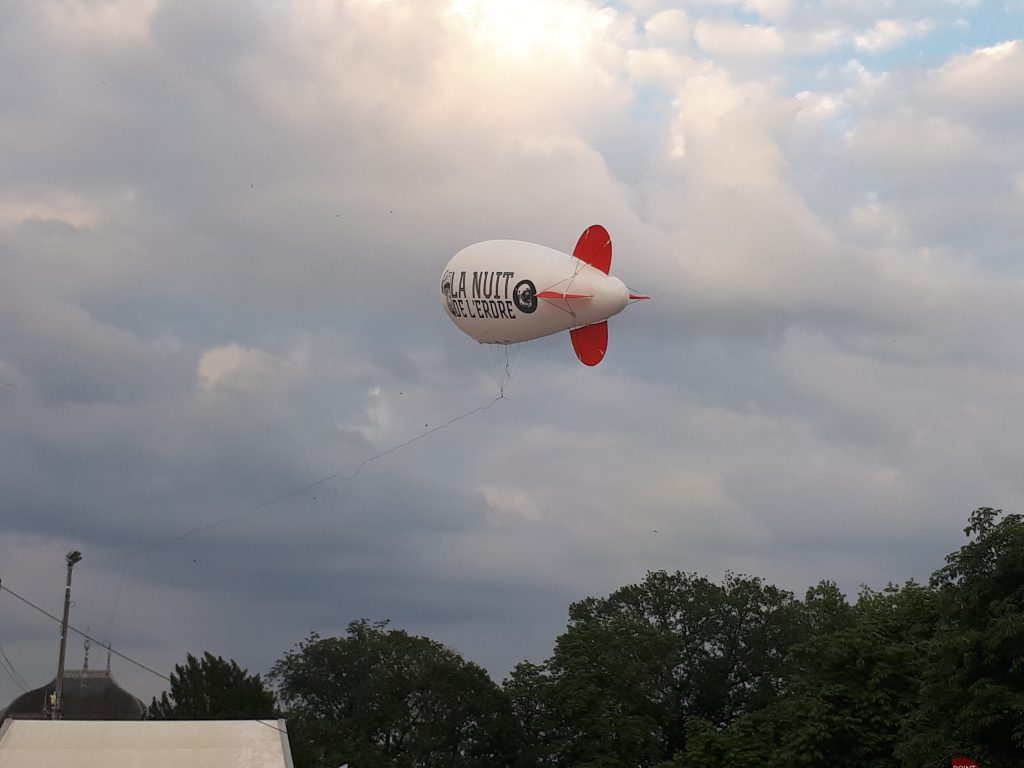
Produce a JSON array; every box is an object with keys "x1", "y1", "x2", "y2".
[
  {"x1": 570, "y1": 321, "x2": 608, "y2": 366},
  {"x1": 573, "y1": 225, "x2": 612, "y2": 275}
]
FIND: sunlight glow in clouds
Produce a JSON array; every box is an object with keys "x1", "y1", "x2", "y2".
[{"x1": 447, "y1": 0, "x2": 616, "y2": 61}]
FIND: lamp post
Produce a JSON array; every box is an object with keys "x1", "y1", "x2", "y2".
[{"x1": 52, "y1": 550, "x2": 82, "y2": 720}]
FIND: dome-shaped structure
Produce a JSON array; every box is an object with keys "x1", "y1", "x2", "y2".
[{"x1": 1, "y1": 669, "x2": 144, "y2": 721}]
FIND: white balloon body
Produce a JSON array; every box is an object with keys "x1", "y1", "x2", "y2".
[{"x1": 440, "y1": 240, "x2": 629, "y2": 344}]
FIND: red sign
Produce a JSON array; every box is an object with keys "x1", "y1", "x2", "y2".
[{"x1": 952, "y1": 758, "x2": 978, "y2": 768}]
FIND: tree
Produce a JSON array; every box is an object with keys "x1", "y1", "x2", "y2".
[
  {"x1": 502, "y1": 661, "x2": 553, "y2": 767},
  {"x1": 679, "y1": 507, "x2": 1024, "y2": 768},
  {"x1": 147, "y1": 651, "x2": 276, "y2": 720},
  {"x1": 506, "y1": 571, "x2": 805, "y2": 767},
  {"x1": 899, "y1": 507, "x2": 1024, "y2": 767},
  {"x1": 779, "y1": 580, "x2": 938, "y2": 768},
  {"x1": 270, "y1": 619, "x2": 525, "y2": 768},
  {"x1": 674, "y1": 579, "x2": 941, "y2": 768}
]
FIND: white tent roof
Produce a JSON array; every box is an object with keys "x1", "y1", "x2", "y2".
[{"x1": 0, "y1": 719, "x2": 294, "y2": 768}]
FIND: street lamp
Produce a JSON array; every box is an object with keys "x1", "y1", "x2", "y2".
[{"x1": 52, "y1": 550, "x2": 82, "y2": 720}]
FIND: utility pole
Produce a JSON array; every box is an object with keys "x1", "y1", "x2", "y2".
[{"x1": 52, "y1": 550, "x2": 82, "y2": 720}]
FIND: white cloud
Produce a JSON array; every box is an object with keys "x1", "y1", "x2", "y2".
[
  {"x1": 922, "y1": 40, "x2": 1024, "y2": 116},
  {"x1": 794, "y1": 89, "x2": 843, "y2": 121},
  {"x1": 694, "y1": 20, "x2": 786, "y2": 57},
  {"x1": 744, "y1": 0, "x2": 795, "y2": 21},
  {"x1": 482, "y1": 486, "x2": 543, "y2": 521},
  {"x1": 799, "y1": 26, "x2": 850, "y2": 54},
  {"x1": 447, "y1": 0, "x2": 620, "y2": 63},
  {"x1": 0, "y1": 192, "x2": 101, "y2": 230},
  {"x1": 626, "y1": 45, "x2": 709, "y2": 96},
  {"x1": 197, "y1": 343, "x2": 309, "y2": 394},
  {"x1": 842, "y1": 113, "x2": 978, "y2": 172},
  {"x1": 4, "y1": 0, "x2": 1024, "y2": 709},
  {"x1": 40, "y1": 0, "x2": 158, "y2": 50},
  {"x1": 854, "y1": 18, "x2": 934, "y2": 53},
  {"x1": 692, "y1": 18, "x2": 850, "y2": 60},
  {"x1": 845, "y1": 194, "x2": 912, "y2": 245},
  {"x1": 644, "y1": 9, "x2": 690, "y2": 46}
]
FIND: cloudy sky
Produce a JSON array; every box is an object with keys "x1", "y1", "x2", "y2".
[{"x1": 2, "y1": 0, "x2": 1024, "y2": 705}]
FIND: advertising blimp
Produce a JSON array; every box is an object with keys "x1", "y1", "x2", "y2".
[{"x1": 441, "y1": 225, "x2": 647, "y2": 366}]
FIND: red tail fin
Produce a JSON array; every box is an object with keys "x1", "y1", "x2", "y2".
[
  {"x1": 570, "y1": 321, "x2": 608, "y2": 366},
  {"x1": 573, "y1": 225, "x2": 611, "y2": 275}
]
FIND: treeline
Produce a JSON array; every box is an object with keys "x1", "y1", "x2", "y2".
[{"x1": 149, "y1": 507, "x2": 1024, "y2": 768}]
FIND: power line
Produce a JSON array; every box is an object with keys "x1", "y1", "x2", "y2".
[
  {"x1": 1, "y1": 392, "x2": 509, "y2": 737},
  {"x1": 0, "y1": 580, "x2": 287, "y2": 735},
  {"x1": 0, "y1": 581, "x2": 169, "y2": 683},
  {"x1": 0, "y1": 639, "x2": 29, "y2": 693},
  {"x1": 0, "y1": 579, "x2": 32, "y2": 693},
  {"x1": 103, "y1": 393, "x2": 507, "y2": 645},
  {"x1": 2, "y1": 394, "x2": 506, "y2": 733}
]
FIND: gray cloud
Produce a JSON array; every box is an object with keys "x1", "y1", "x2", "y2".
[{"x1": 1, "y1": 0, "x2": 1022, "y2": 708}]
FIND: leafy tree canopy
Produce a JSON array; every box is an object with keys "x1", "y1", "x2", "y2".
[
  {"x1": 270, "y1": 619, "x2": 525, "y2": 768},
  {"x1": 147, "y1": 508, "x2": 1024, "y2": 768},
  {"x1": 147, "y1": 651, "x2": 276, "y2": 720},
  {"x1": 902, "y1": 507, "x2": 1024, "y2": 767},
  {"x1": 505, "y1": 570, "x2": 805, "y2": 767}
]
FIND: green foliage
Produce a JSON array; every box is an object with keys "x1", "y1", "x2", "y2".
[
  {"x1": 503, "y1": 661, "x2": 554, "y2": 766},
  {"x1": 780, "y1": 580, "x2": 938, "y2": 767},
  {"x1": 269, "y1": 619, "x2": 525, "y2": 768},
  {"x1": 899, "y1": 507, "x2": 1024, "y2": 768},
  {"x1": 675, "y1": 580, "x2": 939, "y2": 768},
  {"x1": 674, "y1": 507, "x2": 1024, "y2": 768},
  {"x1": 158, "y1": 507, "x2": 1024, "y2": 768},
  {"x1": 507, "y1": 571, "x2": 805, "y2": 767},
  {"x1": 147, "y1": 651, "x2": 276, "y2": 720}
]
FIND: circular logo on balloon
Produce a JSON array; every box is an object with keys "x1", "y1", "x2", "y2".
[
  {"x1": 441, "y1": 270, "x2": 456, "y2": 313},
  {"x1": 513, "y1": 279, "x2": 537, "y2": 314}
]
